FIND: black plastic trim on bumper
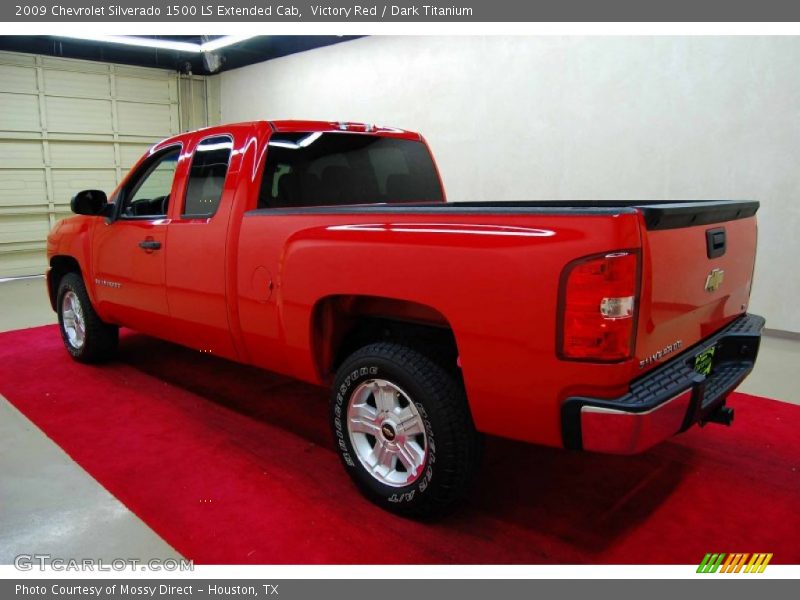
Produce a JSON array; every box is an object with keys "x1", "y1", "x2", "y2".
[{"x1": 561, "y1": 313, "x2": 765, "y2": 451}]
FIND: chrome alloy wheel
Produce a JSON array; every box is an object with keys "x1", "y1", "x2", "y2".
[
  {"x1": 347, "y1": 379, "x2": 428, "y2": 487},
  {"x1": 61, "y1": 290, "x2": 86, "y2": 349}
]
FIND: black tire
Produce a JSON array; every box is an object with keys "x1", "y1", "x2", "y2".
[
  {"x1": 56, "y1": 272, "x2": 118, "y2": 363},
  {"x1": 330, "y1": 342, "x2": 481, "y2": 517}
]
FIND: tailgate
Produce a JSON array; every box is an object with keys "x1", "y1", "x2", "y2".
[{"x1": 635, "y1": 201, "x2": 759, "y2": 373}]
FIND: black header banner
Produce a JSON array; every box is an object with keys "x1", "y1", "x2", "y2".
[{"x1": 4, "y1": 0, "x2": 800, "y2": 22}]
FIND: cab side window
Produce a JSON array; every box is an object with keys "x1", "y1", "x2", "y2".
[
  {"x1": 183, "y1": 136, "x2": 233, "y2": 218},
  {"x1": 257, "y1": 132, "x2": 443, "y2": 209},
  {"x1": 121, "y1": 147, "x2": 180, "y2": 219}
]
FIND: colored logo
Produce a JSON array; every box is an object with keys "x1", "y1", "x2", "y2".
[
  {"x1": 697, "y1": 553, "x2": 772, "y2": 573},
  {"x1": 694, "y1": 346, "x2": 716, "y2": 376},
  {"x1": 705, "y1": 268, "x2": 725, "y2": 292}
]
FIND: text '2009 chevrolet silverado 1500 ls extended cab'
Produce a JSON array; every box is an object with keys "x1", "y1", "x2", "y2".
[{"x1": 46, "y1": 120, "x2": 764, "y2": 516}]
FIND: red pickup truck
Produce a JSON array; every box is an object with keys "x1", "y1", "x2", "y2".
[{"x1": 46, "y1": 120, "x2": 764, "y2": 515}]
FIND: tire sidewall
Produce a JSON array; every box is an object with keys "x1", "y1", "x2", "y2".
[
  {"x1": 56, "y1": 275, "x2": 87, "y2": 360},
  {"x1": 332, "y1": 355, "x2": 440, "y2": 508}
]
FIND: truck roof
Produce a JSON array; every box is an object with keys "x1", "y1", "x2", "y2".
[
  {"x1": 269, "y1": 120, "x2": 421, "y2": 140},
  {"x1": 153, "y1": 120, "x2": 422, "y2": 149}
]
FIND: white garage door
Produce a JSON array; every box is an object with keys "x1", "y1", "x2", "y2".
[{"x1": 0, "y1": 51, "x2": 212, "y2": 278}]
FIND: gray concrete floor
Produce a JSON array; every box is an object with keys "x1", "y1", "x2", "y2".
[
  {"x1": 0, "y1": 276, "x2": 57, "y2": 331},
  {"x1": 0, "y1": 278, "x2": 797, "y2": 564}
]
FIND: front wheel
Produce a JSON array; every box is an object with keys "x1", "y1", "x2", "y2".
[
  {"x1": 330, "y1": 342, "x2": 481, "y2": 517},
  {"x1": 57, "y1": 272, "x2": 118, "y2": 363}
]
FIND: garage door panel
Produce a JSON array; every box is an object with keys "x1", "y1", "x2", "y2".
[
  {"x1": 116, "y1": 76, "x2": 172, "y2": 103},
  {"x1": 0, "y1": 141, "x2": 44, "y2": 168},
  {"x1": 119, "y1": 144, "x2": 153, "y2": 169},
  {"x1": 0, "y1": 65, "x2": 37, "y2": 93},
  {"x1": 0, "y1": 93, "x2": 41, "y2": 131},
  {"x1": 46, "y1": 97, "x2": 113, "y2": 134},
  {"x1": 0, "y1": 170, "x2": 47, "y2": 207},
  {"x1": 49, "y1": 142, "x2": 115, "y2": 168},
  {"x1": 42, "y1": 56, "x2": 108, "y2": 74},
  {"x1": 117, "y1": 101, "x2": 173, "y2": 136},
  {"x1": 0, "y1": 213, "x2": 51, "y2": 244},
  {"x1": 44, "y1": 69, "x2": 111, "y2": 99},
  {"x1": 0, "y1": 51, "x2": 202, "y2": 278},
  {"x1": 0, "y1": 52, "x2": 36, "y2": 67},
  {"x1": 51, "y1": 169, "x2": 118, "y2": 205},
  {"x1": 0, "y1": 250, "x2": 47, "y2": 278}
]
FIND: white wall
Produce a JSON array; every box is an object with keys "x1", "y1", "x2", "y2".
[{"x1": 220, "y1": 36, "x2": 800, "y2": 333}]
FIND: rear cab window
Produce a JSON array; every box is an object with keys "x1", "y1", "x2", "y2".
[
  {"x1": 183, "y1": 135, "x2": 234, "y2": 218},
  {"x1": 258, "y1": 132, "x2": 443, "y2": 209}
]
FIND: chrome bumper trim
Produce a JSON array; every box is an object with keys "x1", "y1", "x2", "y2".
[{"x1": 580, "y1": 389, "x2": 693, "y2": 454}]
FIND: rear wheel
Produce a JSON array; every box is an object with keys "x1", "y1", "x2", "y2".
[
  {"x1": 330, "y1": 342, "x2": 481, "y2": 517},
  {"x1": 57, "y1": 272, "x2": 118, "y2": 363}
]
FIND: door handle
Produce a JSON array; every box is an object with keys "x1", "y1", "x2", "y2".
[
  {"x1": 705, "y1": 227, "x2": 726, "y2": 259},
  {"x1": 138, "y1": 239, "x2": 162, "y2": 251}
]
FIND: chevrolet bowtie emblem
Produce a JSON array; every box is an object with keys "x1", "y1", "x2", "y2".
[{"x1": 705, "y1": 268, "x2": 725, "y2": 292}]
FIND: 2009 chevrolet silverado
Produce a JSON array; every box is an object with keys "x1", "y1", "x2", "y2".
[{"x1": 46, "y1": 120, "x2": 764, "y2": 515}]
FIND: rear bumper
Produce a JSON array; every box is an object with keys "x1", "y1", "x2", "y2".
[{"x1": 561, "y1": 313, "x2": 765, "y2": 453}]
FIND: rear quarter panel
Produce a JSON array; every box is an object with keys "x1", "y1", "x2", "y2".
[{"x1": 236, "y1": 211, "x2": 643, "y2": 447}]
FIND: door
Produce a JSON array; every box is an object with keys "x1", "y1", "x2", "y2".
[
  {"x1": 92, "y1": 145, "x2": 182, "y2": 335},
  {"x1": 164, "y1": 134, "x2": 238, "y2": 358}
]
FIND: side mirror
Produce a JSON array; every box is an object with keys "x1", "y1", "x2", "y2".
[{"x1": 71, "y1": 189, "x2": 108, "y2": 216}]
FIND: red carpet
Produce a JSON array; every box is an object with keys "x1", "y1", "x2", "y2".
[{"x1": 1, "y1": 324, "x2": 798, "y2": 564}]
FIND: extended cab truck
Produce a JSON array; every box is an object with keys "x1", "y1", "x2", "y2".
[{"x1": 47, "y1": 120, "x2": 764, "y2": 516}]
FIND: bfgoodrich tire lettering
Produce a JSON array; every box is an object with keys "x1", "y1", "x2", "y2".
[
  {"x1": 56, "y1": 272, "x2": 118, "y2": 363},
  {"x1": 330, "y1": 342, "x2": 481, "y2": 517}
]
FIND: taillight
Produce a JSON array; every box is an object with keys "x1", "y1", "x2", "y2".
[{"x1": 558, "y1": 250, "x2": 640, "y2": 361}]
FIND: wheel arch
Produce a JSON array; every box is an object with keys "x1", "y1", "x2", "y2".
[
  {"x1": 310, "y1": 295, "x2": 461, "y2": 384},
  {"x1": 47, "y1": 255, "x2": 83, "y2": 311}
]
